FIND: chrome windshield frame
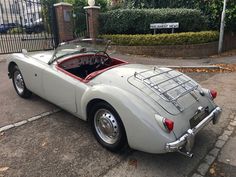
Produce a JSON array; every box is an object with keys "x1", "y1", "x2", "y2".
[{"x1": 48, "y1": 38, "x2": 110, "y2": 65}]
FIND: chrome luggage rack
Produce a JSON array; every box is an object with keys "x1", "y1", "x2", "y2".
[{"x1": 134, "y1": 67, "x2": 199, "y2": 111}]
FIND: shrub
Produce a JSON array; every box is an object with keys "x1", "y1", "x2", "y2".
[
  {"x1": 118, "y1": 0, "x2": 236, "y2": 32},
  {"x1": 8, "y1": 27, "x2": 24, "y2": 34},
  {"x1": 101, "y1": 31, "x2": 219, "y2": 46},
  {"x1": 99, "y1": 8, "x2": 208, "y2": 34}
]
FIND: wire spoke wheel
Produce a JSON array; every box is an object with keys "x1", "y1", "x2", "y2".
[
  {"x1": 13, "y1": 70, "x2": 25, "y2": 95},
  {"x1": 12, "y1": 65, "x2": 32, "y2": 98}
]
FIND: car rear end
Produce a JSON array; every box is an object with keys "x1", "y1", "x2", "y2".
[{"x1": 128, "y1": 67, "x2": 222, "y2": 157}]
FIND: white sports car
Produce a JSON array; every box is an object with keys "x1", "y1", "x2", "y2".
[{"x1": 7, "y1": 39, "x2": 221, "y2": 157}]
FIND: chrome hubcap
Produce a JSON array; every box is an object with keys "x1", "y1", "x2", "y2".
[
  {"x1": 14, "y1": 70, "x2": 24, "y2": 94},
  {"x1": 94, "y1": 109, "x2": 120, "y2": 144}
]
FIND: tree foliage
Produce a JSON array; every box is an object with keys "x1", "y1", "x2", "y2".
[
  {"x1": 118, "y1": 0, "x2": 236, "y2": 31},
  {"x1": 100, "y1": 8, "x2": 208, "y2": 34}
]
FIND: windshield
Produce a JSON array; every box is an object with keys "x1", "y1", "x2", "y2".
[{"x1": 49, "y1": 39, "x2": 111, "y2": 64}]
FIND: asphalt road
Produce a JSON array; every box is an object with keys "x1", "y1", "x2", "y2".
[
  {"x1": 0, "y1": 61, "x2": 57, "y2": 127},
  {"x1": 0, "y1": 58, "x2": 235, "y2": 177}
]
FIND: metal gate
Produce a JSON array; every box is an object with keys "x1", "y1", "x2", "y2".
[
  {"x1": 0, "y1": 0, "x2": 58, "y2": 54},
  {"x1": 73, "y1": 10, "x2": 88, "y2": 38}
]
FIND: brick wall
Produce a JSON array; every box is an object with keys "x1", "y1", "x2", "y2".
[
  {"x1": 223, "y1": 32, "x2": 236, "y2": 51},
  {"x1": 84, "y1": 6, "x2": 100, "y2": 39},
  {"x1": 54, "y1": 3, "x2": 74, "y2": 43},
  {"x1": 113, "y1": 42, "x2": 218, "y2": 58},
  {"x1": 112, "y1": 32, "x2": 236, "y2": 58}
]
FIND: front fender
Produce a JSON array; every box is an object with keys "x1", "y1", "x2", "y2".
[{"x1": 81, "y1": 84, "x2": 176, "y2": 153}]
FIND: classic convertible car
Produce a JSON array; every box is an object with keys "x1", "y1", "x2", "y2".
[{"x1": 7, "y1": 39, "x2": 221, "y2": 157}]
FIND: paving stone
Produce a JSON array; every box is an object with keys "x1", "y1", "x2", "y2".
[
  {"x1": 230, "y1": 121, "x2": 236, "y2": 126},
  {"x1": 223, "y1": 130, "x2": 233, "y2": 136},
  {"x1": 218, "y1": 136, "x2": 236, "y2": 166},
  {"x1": 209, "y1": 148, "x2": 220, "y2": 157},
  {"x1": 0, "y1": 124, "x2": 14, "y2": 132},
  {"x1": 215, "y1": 139, "x2": 226, "y2": 148},
  {"x1": 205, "y1": 155, "x2": 216, "y2": 165},
  {"x1": 218, "y1": 134, "x2": 229, "y2": 141},
  {"x1": 227, "y1": 125, "x2": 234, "y2": 131},
  {"x1": 229, "y1": 114, "x2": 235, "y2": 119},
  {"x1": 197, "y1": 163, "x2": 210, "y2": 176},
  {"x1": 191, "y1": 173, "x2": 203, "y2": 177}
]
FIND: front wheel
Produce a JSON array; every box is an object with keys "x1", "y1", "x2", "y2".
[
  {"x1": 90, "y1": 102, "x2": 127, "y2": 152},
  {"x1": 12, "y1": 65, "x2": 32, "y2": 98}
]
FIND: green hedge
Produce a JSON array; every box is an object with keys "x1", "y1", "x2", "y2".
[
  {"x1": 99, "y1": 8, "x2": 208, "y2": 34},
  {"x1": 101, "y1": 31, "x2": 219, "y2": 46},
  {"x1": 8, "y1": 27, "x2": 24, "y2": 34},
  {"x1": 119, "y1": 0, "x2": 236, "y2": 32}
]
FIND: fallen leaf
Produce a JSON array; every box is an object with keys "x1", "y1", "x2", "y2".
[
  {"x1": 41, "y1": 142, "x2": 47, "y2": 147},
  {"x1": 0, "y1": 167, "x2": 9, "y2": 172},
  {"x1": 209, "y1": 167, "x2": 216, "y2": 175},
  {"x1": 128, "y1": 159, "x2": 138, "y2": 168}
]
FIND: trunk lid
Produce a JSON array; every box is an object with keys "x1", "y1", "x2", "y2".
[
  {"x1": 126, "y1": 66, "x2": 215, "y2": 137},
  {"x1": 127, "y1": 67, "x2": 200, "y2": 115}
]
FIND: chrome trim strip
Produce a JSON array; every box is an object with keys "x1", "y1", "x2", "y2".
[{"x1": 166, "y1": 107, "x2": 222, "y2": 152}]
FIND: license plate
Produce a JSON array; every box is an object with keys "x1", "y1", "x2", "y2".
[{"x1": 190, "y1": 106, "x2": 209, "y2": 128}]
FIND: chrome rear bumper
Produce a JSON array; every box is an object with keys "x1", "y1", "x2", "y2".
[{"x1": 165, "y1": 107, "x2": 222, "y2": 157}]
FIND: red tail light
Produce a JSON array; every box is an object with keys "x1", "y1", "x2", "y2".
[
  {"x1": 163, "y1": 118, "x2": 174, "y2": 132},
  {"x1": 210, "y1": 89, "x2": 217, "y2": 99}
]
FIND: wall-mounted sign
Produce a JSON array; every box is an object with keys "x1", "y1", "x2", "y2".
[
  {"x1": 150, "y1": 22, "x2": 179, "y2": 34},
  {"x1": 64, "y1": 9, "x2": 71, "y2": 22},
  {"x1": 150, "y1": 23, "x2": 179, "y2": 29}
]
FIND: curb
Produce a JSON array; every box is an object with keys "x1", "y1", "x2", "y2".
[
  {"x1": 0, "y1": 109, "x2": 61, "y2": 133},
  {"x1": 191, "y1": 113, "x2": 236, "y2": 177},
  {"x1": 162, "y1": 65, "x2": 222, "y2": 70}
]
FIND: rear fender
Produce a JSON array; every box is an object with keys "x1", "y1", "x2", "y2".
[{"x1": 81, "y1": 84, "x2": 176, "y2": 153}]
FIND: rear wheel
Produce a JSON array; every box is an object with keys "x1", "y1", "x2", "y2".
[
  {"x1": 12, "y1": 65, "x2": 32, "y2": 98},
  {"x1": 90, "y1": 102, "x2": 127, "y2": 152}
]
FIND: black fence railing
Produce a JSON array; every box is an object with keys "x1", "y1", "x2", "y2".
[
  {"x1": 72, "y1": 11, "x2": 88, "y2": 39},
  {"x1": 0, "y1": 0, "x2": 58, "y2": 54}
]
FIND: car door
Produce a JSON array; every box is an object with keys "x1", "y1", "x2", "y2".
[
  {"x1": 18, "y1": 59, "x2": 45, "y2": 98},
  {"x1": 43, "y1": 64, "x2": 77, "y2": 113}
]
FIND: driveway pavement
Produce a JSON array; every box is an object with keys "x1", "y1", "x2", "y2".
[
  {"x1": 0, "y1": 53, "x2": 236, "y2": 177},
  {"x1": 0, "y1": 61, "x2": 57, "y2": 127}
]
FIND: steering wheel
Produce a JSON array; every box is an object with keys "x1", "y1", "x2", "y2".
[{"x1": 94, "y1": 51, "x2": 112, "y2": 67}]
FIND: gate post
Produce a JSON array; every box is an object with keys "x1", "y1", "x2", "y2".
[
  {"x1": 84, "y1": 3, "x2": 100, "y2": 39},
  {"x1": 54, "y1": 2, "x2": 74, "y2": 43}
]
